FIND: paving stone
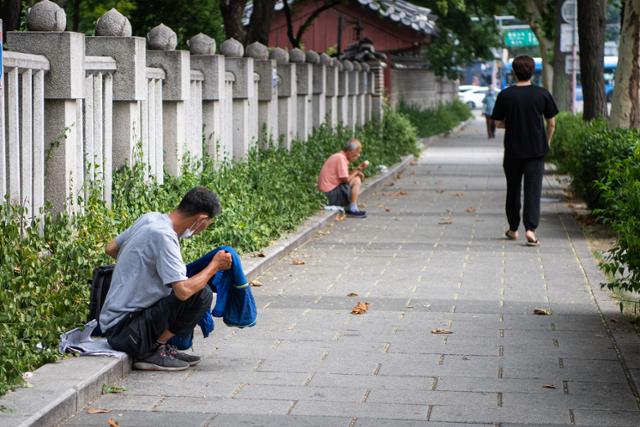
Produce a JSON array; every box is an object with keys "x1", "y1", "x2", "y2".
[
  {"x1": 292, "y1": 400, "x2": 429, "y2": 420},
  {"x1": 572, "y1": 409, "x2": 640, "y2": 426},
  {"x1": 428, "y1": 404, "x2": 571, "y2": 424},
  {"x1": 209, "y1": 414, "x2": 350, "y2": 426}
]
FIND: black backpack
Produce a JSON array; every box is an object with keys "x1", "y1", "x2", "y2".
[{"x1": 88, "y1": 265, "x2": 115, "y2": 334}]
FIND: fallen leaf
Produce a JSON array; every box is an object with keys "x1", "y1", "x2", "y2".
[
  {"x1": 102, "y1": 384, "x2": 127, "y2": 394},
  {"x1": 351, "y1": 301, "x2": 370, "y2": 315},
  {"x1": 610, "y1": 318, "x2": 619, "y2": 323},
  {"x1": 543, "y1": 384, "x2": 557, "y2": 389},
  {"x1": 87, "y1": 408, "x2": 111, "y2": 414},
  {"x1": 567, "y1": 203, "x2": 575, "y2": 209},
  {"x1": 107, "y1": 418, "x2": 120, "y2": 427},
  {"x1": 436, "y1": 189, "x2": 445, "y2": 194},
  {"x1": 394, "y1": 173, "x2": 403, "y2": 179},
  {"x1": 465, "y1": 207, "x2": 476, "y2": 213},
  {"x1": 438, "y1": 217, "x2": 453, "y2": 225},
  {"x1": 250, "y1": 280, "x2": 263, "y2": 287},
  {"x1": 406, "y1": 305, "x2": 414, "y2": 309},
  {"x1": 385, "y1": 207, "x2": 391, "y2": 212},
  {"x1": 454, "y1": 192, "x2": 465, "y2": 197},
  {"x1": 291, "y1": 258, "x2": 305, "y2": 266},
  {"x1": 336, "y1": 214, "x2": 346, "y2": 222},
  {"x1": 431, "y1": 328, "x2": 452, "y2": 334},
  {"x1": 359, "y1": 203, "x2": 367, "y2": 208},
  {"x1": 347, "y1": 292, "x2": 359, "y2": 297},
  {"x1": 317, "y1": 230, "x2": 329, "y2": 236},
  {"x1": 410, "y1": 160, "x2": 418, "y2": 166},
  {"x1": 251, "y1": 252, "x2": 266, "y2": 258},
  {"x1": 533, "y1": 308, "x2": 551, "y2": 315}
]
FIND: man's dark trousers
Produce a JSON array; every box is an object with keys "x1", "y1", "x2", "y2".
[
  {"x1": 503, "y1": 156, "x2": 545, "y2": 232},
  {"x1": 105, "y1": 287, "x2": 213, "y2": 358}
]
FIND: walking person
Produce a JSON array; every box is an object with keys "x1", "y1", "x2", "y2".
[
  {"x1": 491, "y1": 55, "x2": 558, "y2": 246},
  {"x1": 482, "y1": 88, "x2": 497, "y2": 139}
]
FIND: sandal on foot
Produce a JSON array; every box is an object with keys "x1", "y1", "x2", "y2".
[
  {"x1": 526, "y1": 238, "x2": 540, "y2": 247},
  {"x1": 504, "y1": 230, "x2": 518, "y2": 240}
]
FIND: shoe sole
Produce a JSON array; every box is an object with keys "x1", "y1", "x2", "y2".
[{"x1": 133, "y1": 362, "x2": 189, "y2": 371}]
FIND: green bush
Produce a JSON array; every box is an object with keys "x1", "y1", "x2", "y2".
[
  {"x1": 396, "y1": 99, "x2": 472, "y2": 138},
  {"x1": 548, "y1": 114, "x2": 633, "y2": 209},
  {"x1": 597, "y1": 139, "x2": 640, "y2": 293},
  {"x1": 0, "y1": 109, "x2": 421, "y2": 395}
]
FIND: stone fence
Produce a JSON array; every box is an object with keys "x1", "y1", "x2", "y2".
[{"x1": 1, "y1": 3, "x2": 388, "y2": 215}]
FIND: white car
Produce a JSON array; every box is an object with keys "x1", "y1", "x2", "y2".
[{"x1": 458, "y1": 86, "x2": 489, "y2": 109}]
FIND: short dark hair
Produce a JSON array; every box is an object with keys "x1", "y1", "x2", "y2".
[
  {"x1": 512, "y1": 55, "x2": 535, "y2": 81},
  {"x1": 177, "y1": 186, "x2": 221, "y2": 218}
]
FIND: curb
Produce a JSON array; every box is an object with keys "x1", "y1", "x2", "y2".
[{"x1": 0, "y1": 119, "x2": 466, "y2": 427}]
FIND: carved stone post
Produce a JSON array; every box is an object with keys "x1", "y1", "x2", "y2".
[
  {"x1": 247, "y1": 42, "x2": 278, "y2": 144},
  {"x1": 291, "y1": 48, "x2": 312, "y2": 140},
  {"x1": 271, "y1": 48, "x2": 297, "y2": 149}
]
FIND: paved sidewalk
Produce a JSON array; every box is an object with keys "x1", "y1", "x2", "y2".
[{"x1": 61, "y1": 118, "x2": 640, "y2": 426}]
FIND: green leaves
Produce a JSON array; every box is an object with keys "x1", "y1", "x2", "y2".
[{"x1": 396, "y1": 100, "x2": 472, "y2": 138}]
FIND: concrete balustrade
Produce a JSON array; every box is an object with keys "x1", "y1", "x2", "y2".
[{"x1": 1, "y1": 0, "x2": 391, "y2": 216}]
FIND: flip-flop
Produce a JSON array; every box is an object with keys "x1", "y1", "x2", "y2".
[
  {"x1": 504, "y1": 230, "x2": 518, "y2": 240},
  {"x1": 526, "y1": 238, "x2": 540, "y2": 247}
]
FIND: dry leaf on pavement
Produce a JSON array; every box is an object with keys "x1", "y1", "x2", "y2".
[
  {"x1": 543, "y1": 384, "x2": 557, "y2": 389},
  {"x1": 454, "y1": 192, "x2": 465, "y2": 197},
  {"x1": 86, "y1": 408, "x2": 111, "y2": 414},
  {"x1": 250, "y1": 280, "x2": 263, "y2": 287},
  {"x1": 436, "y1": 189, "x2": 445, "y2": 194},
  {"x1": 410, "y1": 160, "x2": 418, "y2": 166},
  {"x1": 347, "y1": 292, "x2": 359, "y2": 297},
  {"x1": 431, "y1": 328, "x2": 453, "y2": 334},
  {"x1": 107, "y1": 418, "x2": 120, "y2": 427},
  {"x1": 533, "y1": 308, "x2": 551, "y2": 315},
  {"x1": 465, "y1": 207, "x2": 476, "y2": 213},
  {"x1": 291, "y1": 258, "x2": 305, "y2": 266},
  {"x1": 336, "y1": 214, "x2": 346, "y2": 222},
  {"x1": 351, "y1": 302, "x2": 369, "y2": 315},
  {"x1": 438, "y1": 217, "x2": 453, "y2": 225}
]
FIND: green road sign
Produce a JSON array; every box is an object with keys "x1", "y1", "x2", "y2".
[{"x1": 504, "y1": 29, "x2": 539, "y2": 47}]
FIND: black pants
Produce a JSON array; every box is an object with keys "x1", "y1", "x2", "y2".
[
  {"x1": 503, "y1": 156, "x2": 544, "y2": 232},
  {"x1": 105, "y1": 287, "x2": 213, "y2": 358}
]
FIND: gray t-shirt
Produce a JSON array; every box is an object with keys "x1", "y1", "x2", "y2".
[{"x1": 99, "y1": 212, "x2": 188, "y2": 332}]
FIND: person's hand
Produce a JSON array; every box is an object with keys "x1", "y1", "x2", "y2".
[
  {"x1": 190, "y1": 216, "x2": 212, "y2": 235},
  {"x1": 359, "y1": 160, "x2": 369, "y2": 170},
  {"x1": 210, "y1": 250, "x2": 232, "y2": 271}
]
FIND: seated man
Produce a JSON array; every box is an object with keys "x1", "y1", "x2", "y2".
[
  {"x1": 318, "y1": 138, "x2": 369, "y2": 218},
  {"x1": 99, "y1": 186, "x2": 232, "y2": 371}
]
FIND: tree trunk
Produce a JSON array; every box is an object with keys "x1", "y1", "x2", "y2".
[
  {"x1": 220, "y1": 0, "x2": 247, "y2": 44},
  {"x1": 552, "y1": 0, "x2": 571, "y2": 111},
  {"x1": 0, "y1": 0, "x2": 21, "y2": 41},
  {"x1": 245, "y1": 0, "x2": 277, "y2": 45},
  {"x1": 609, "y1": 0, "x2": 640, "y2": 128},
  {"x1": 578, "y1": 0, "x2": 608, "y2": 120},
  {"x1": 525, "y1": 0, "x2": 554, "y2": 91},
  {"x1": 72, "y1": 0, "x2": 80, "y2": 32}
]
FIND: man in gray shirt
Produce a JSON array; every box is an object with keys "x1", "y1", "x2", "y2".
[{"x1": 100, "y1": 187, "x2": 232, "y2": 371}]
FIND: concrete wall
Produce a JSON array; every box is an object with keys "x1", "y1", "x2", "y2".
[{"x1": 389, "y1": 68, "x2": 458, "y2": 109}]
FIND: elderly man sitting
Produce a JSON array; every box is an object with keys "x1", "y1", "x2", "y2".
[{"x1": 318, "y1": 138, "x2": 369, "y2": 218}]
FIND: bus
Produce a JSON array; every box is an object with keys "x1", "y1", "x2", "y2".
[{"x1": 500, "y1": 56, "x2": 618, "y2": 101}]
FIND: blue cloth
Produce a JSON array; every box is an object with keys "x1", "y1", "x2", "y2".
[
  {"x1": 483, "y1": 91, "x2": 497, "y2": 116},
  {"x1": 168, "y1": 246, "x2": 257, "y2": 350}
]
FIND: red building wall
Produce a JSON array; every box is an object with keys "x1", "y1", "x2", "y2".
[{"x1": 268, "y1": 2, "x2": 428, "y2": 55}]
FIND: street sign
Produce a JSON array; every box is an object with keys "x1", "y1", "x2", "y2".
[
  {"x1": 561, "y1": 0, "x2": 577, "y2": 24},
  {"x1": 560, "y1": 23, "x2": 579, "y2": 53},
  {"x1": 565, "y1": 55, "x2": 579, "y2": 74},
  {"x1": 504, "y1": 28, "x2": 539, "y2": 47}
]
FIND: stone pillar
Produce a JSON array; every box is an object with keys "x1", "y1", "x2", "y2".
[
  {"x1": 325, "y1": 57, "x2": 339, "y2": 128},
  {"x1": 291, "y1": 48, "x2": 312, "y2": 140},
  {"x1": 7, "y1": 0, "x2": 83, "y2": 213},
  {"x1": 362, "y1": 62, "x2": 372, "y2": 122},
  {"x1": 188, "y1": 33, "x2": 226, "y2": 163},
  {"x1": 146, "y1": 24, "x2": 190, "y2": 176},
  {"x1": 221, "y1": 38, "x2": 254, "y2": 160},
  {"x1": 271, "y1": 47, "x2": 297, "y2": 149},
  {"x1": 369, "y1": 60, "x2": 385, "y2": 121},
  {"x1": 247, "y1": 42, "x2": 278, "y2": 144},
  {"x1": 336, "y1": 60, "x2": 349, "y2": 126},
  {"x1": 86, "y1": 11, "x2": 146, "y2": 175},
  {"x1": 355, "y1": 61, "x2": 366, "y2": 126},
  {"x1": 309, "y1": 50, "x2": 326, "y2": 129},
  {"x1": 349, "y1": 61, "x2": 360, "y2": 129}
]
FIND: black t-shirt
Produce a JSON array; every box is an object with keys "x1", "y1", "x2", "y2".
[{"x1": 491, "y1": 85, "x2": 559, "y2": 158}]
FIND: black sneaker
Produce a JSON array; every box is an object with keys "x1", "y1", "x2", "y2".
[
  {"x1": 166, "y1": 344, "x2": 201, "y2": 366},
  {"x1": 345, "y1": 209, "x2": 367, "y2": 218},
  {"x1": 133, "y1": 345, "x2": 189, "y2": 371}
]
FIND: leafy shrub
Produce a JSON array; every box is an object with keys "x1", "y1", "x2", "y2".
[
  {"x1": 396, "y1": 99, "x2": 472, "y2": 138},
  {"x1": 597, "y1": 138, "x2": 640, "y2": 293},
  {"x1": 0, "y1": 108, "x2": 428, "y2": 395},
  {"x1": 548, "y1": 114, "x2": 633, "y2": 209}
]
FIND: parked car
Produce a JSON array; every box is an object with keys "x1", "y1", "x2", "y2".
[{"x1": 458, "y1": 86, "x2": 489, "y2": 109}]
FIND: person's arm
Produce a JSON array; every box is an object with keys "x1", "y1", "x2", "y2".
[
  {"x1": 546, "y1": 116, "x2": 556, "y2": 144},
  {"x1": 491, "y1": 92, "x2": 506, "y2": 129},
  {"x1": 105, "y1": 239, "x2": 119, "y2": 259},
  {"x1": 172, "y1": 251, "x2": 232, "y2": 301},
  {"x1": 495, "y1": 120, "x2": 505, "y2": 129}
]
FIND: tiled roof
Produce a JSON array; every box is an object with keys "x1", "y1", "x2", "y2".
[{"x1": 243, "y1": 0, "x2": 438, "y2": 36}]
